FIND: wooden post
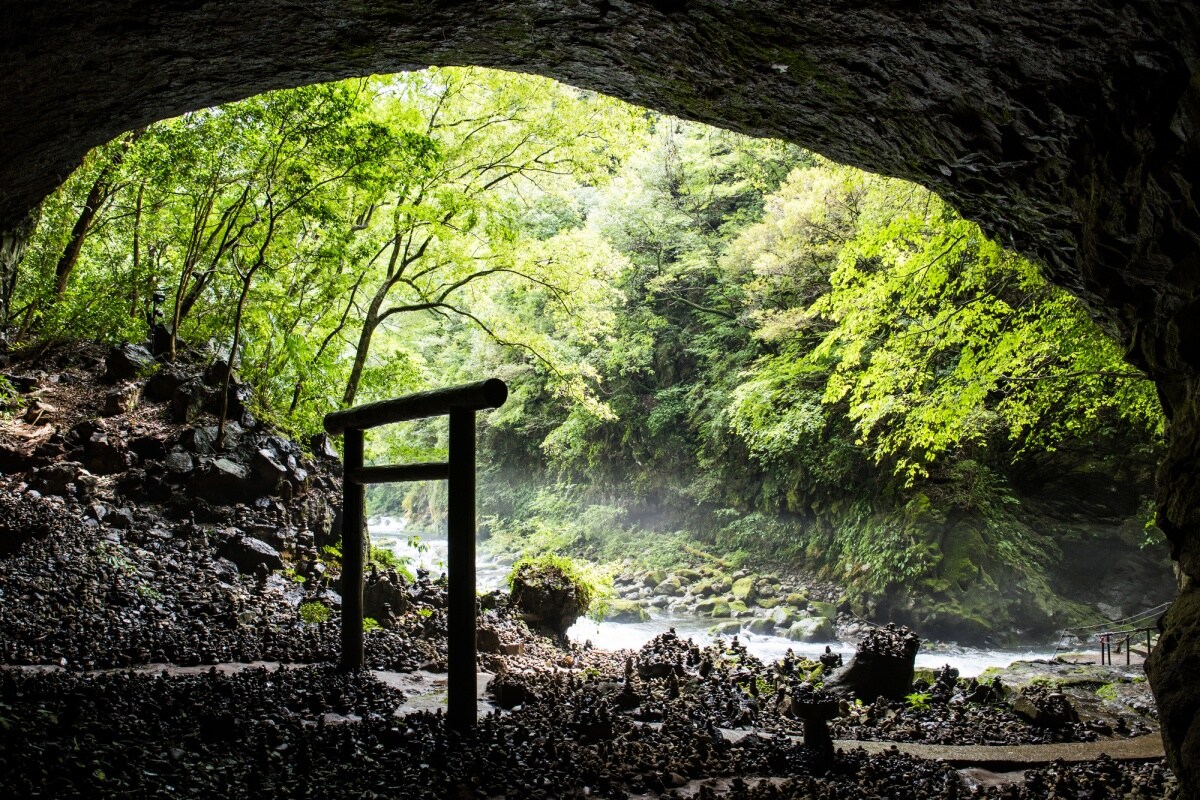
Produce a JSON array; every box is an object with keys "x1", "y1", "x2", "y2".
[
  {"x1": 446, "y1": 408, "x2": 476, "y2": 730},
  {"x1": 1126, "y1": 634, "x2": 1131, "y2": 666},
  {"x1": 341, "y1": 427, "x2": 366, "y2": 671}
]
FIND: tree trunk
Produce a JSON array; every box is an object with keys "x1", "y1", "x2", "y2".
[
  {"x1": 341, "y1": 312, "x2": 379, "y2": 408},
  {"x1": 52, "y1": 130, "x2": 143, "y2": 301},
  {"x1": 215, "y1": 272, "x2": 254, "y2": 450},
  {"x1": 0, "y1": 206, "x2": 40, "y2": 329}
]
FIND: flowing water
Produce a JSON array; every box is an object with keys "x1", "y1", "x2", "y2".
[{"x1": 368, "y1": 518, "x2": 1057, "y2": 677}]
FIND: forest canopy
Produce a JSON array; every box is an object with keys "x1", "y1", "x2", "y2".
[{"x1": 4, "y1": 67, "x2": 1165, "y2": 639}]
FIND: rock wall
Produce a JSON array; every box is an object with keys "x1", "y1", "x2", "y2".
[{"x1": 2, "y1": 1, "x2": 1200, "y2": 791}]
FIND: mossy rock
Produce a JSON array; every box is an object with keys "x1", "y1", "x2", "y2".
[
  {"x1": 913, "y1": 667, "x2": 937, "y2": 686},
  {"x1": 605, "y1": 598, "x2": 650, "y2": 623},
  {"x1": 745, "y1": 617, "x2": 775, "y2": 635},
  {"x1": 757, "y1": 597, "x2": 784, "y2": 609},
  {"x1": 692, "y1": 581, "x2": 717, "y2": 598},
  {"x1": 695, "y1": 598, "x2": 718, "y2": 614},
  {"x1": 784, "y1": 593, "x2": 808, "y2": 605},
  {"x1": 710, "y1": 600, "x2": 732, "y2": 619},
  {"x1": 728, "y1": 600, "x2": 751, "y2": 616},
  {"x1": 787, "y1": 617, "x2": 834, "y2": 642},
  {"x1": 710, "y1": 620, "x2": 743, "y2": 636},
  {"x1": 731, "y1": 576, "x2": 757, "y2": 603},
  {"x1": 675, "y1": 568, "x2": 703, "y2": 583},
  {"x1": 769, "y1": 607, "x2": 797, "y2": 627},
  {"x1": 642, "y1": 569, "x2": 668, "y2": 589},
  {"x1": 807, "y1": 600, "x2": 837, "y2": 621},
  {"x1": 657, "y1": 576, "x2": 684, "y2": 596},
  {"x1": 710, "y1": 576, "x2": 732, "y2": 594}
]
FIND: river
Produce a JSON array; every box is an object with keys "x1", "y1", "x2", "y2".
[{"x1": 369, "y1": 518, "x2": 1058, "y2": 677}]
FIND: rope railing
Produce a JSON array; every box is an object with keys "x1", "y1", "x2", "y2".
[
  {"x1": 1057, "y1": 601, "x2": 1171, "y2": 636},
  {"x1": 1052, "y1": 601, "x2": 1171, "y2": 664}
]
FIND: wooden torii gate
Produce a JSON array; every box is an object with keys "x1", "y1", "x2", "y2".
[{"x1": 323, "y1": 378, "x2": 508, "y2": 730}]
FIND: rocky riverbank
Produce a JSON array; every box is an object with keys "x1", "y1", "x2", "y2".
[
  {"x1": 609, "y1": 567, "x2": 844, "y2": 645},
  {"x1": 0, "y1": 341, "x2": 1178, "y2": 798}
]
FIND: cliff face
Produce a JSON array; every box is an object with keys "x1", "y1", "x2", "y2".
[{"x1": 1, "y1": 1, "x2": 1199, "y2": 790}]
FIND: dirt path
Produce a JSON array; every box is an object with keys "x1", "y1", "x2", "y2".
[
  {"x1": 832, "y1": 734, "x2": 1164, "y2": 767},
  {"x1": 8, "y1": 662, "x2": 1164, "y2": 769}
]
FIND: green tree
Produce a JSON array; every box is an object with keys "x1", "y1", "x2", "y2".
[{"x1": 336, "y1": 67, "x2": 643, "y2": 409}]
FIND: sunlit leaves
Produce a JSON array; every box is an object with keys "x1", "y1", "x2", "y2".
[{"x1": 727, "y1": 160, "x2": 1163, "y2": 485}]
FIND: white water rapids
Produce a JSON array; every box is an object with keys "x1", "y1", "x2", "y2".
[{"x1": 369, "y1": 518, "x2": 1057, "y2": 677}]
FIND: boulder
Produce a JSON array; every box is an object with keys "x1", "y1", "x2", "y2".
[
  {"x1": 203, "y1": 359, "x2": 232, "y2": 386},
  {"x1": 219, "y1": 534, "x2": 284, "y2": 573},
  {"x1": 674, "y1": 568, "x2": 702, "y2": 584},
  {"x1": 171, "y1": 381, "x2": 206, "y2": 423},
  {"x1": 0, "y1": 440, "x2": 34, "y2": 473},
  {"x1": 709, "y1": 600, "x2": 732, "y2": 619},
  {"x1": 711, "y1": 620, "x2": 742, "y2": 636},
  {"x1": 825, "y1": 624, "x2": 922, "y2": 703},
  {"x1": 310, "y1": 432, "x2": 339, "y2": 460},
  {"x1": 476, "y1": 626, "x2": 502, "y2": 653},
  {"x1": 769, "y1": 606, "x2": 797, "y2": 627},
  {"x1": 251, "y1": 447, "x2": 288, "y2": 494},
  {"x1": 106, "y1": 507, "x2": 136, "y2": 529},
  {"x1": 2, "y1": 372, "x2": 40, "y2": 393},
  {"x1": 104, "y1": 343, "x2": 154, "y2": 381},
  {"x1": 84, "y1": 431, "x2": 126, "y2": 474},
  {"x1": 179, "y1": 426, "x2": 216, "y2": 454},
  {"x1": 1011, "y1": 685, "x2": 1081, "y2": 728},
  {"x1": 145, "y1": 368, "x2": 186, "y2": 401},
  {"x1": 363, "y1": 572, "x2": 409, "y2": 619},
  {"x1": 731, "y1": 576, "x2": 757, "y2": 604},
  {"x1": 192, "y1": 457, "x2": 250, "y2": 503},
  {"x1": 641, "y1": 569, "x2": 667, "y2": 589},
  {"x1": 786, "y1": 616, "x2": 834, "y2": 642},
  {"x1": 656, "y1": 576, "x2": 684, "y2": 596},
  {"x1": 808, "y1": 600, "x2": 838, "y2": 621},
  {"x1": 164, "y1": 449, "x2": 194, "y2": 474},
  {"x1": 103, "y1": 385, "x2": 140, "y2": 416},
  {"x1": 605, "y1": 598, "x2": 650, "y2": 622},
  {"x1": 32, "y1": 460, "x2": 83, "y2": 496},
  {"x1": 508, "y1": 560, "x2": 590, "y2": 637},
  {"x1": 757, "y1": 597, "x2": 784, "y2": 609},
  {"x1": 694, "y1": 598, "x2": 718, "y2": 615},
  {"x1": 745, "y1": 617, "x2": 775, "y2": 635},
  {"x1": 728, "y1": 599, "x2": 751, "y2": 617}
]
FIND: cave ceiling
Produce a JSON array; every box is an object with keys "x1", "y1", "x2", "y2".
[{"x1": 1, "y1": 1, "x2": 1197, "y2": 379}]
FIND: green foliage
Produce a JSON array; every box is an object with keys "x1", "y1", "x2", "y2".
[
  {"x1": 369, "y1": 545, "x2": 415, "y2": 582},
  {"x1": 905, "y1": 691, "x2": 932, "y2": 711},
  {"x1": 298, "y1": 601, "x2": 331, "y2": 624},
  {"x1": 362, "y1": 617, "x2": 381, "y2": 633},
  {"x1": 0, "y1": 376, "x2": 21, "y2": 418},
  {"x1": 14, "y1": 69, "x2": 1165, "y2": 635}
]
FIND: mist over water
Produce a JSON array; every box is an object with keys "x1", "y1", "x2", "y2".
[{"x1": 369, "y1": 518, "x2": 1057, "y2": 677}]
